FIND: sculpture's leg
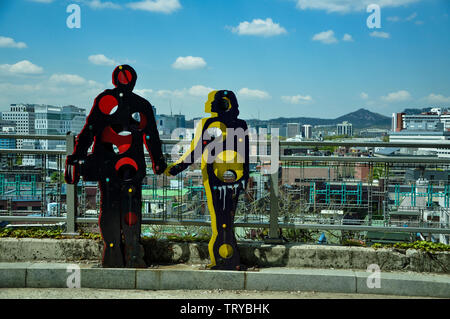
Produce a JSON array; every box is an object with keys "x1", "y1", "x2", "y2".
[
  {"x1": 207, "y1": 184, "x2": 242, "y2": 270},
  {"x1": 99, "y1": 181, "x2": 124, "y2": 268},
  {"x1": 121, "y1": 183, "x2": 146, "y2": 268}
]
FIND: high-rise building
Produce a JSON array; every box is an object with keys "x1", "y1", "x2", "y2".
[
  {"x1": 34, "y1": 104, "x2": 86, "y2": 150},
  {"x1": 1, "y1": 104, "x2": 36, "y2": 149},
  {"x1": 302, "y1": 124, "x2": 312, "y2": 139},
  {"x1": 174, "y1": 114, "x2": 186, "y2": 128},
  {"x1": 392, "y1": 109, "x2": 450, "y2": 132},
  {"x1": 337, "y1": 121, "x2": 353, "y2": 136},
  {"x1": 156, "y1": 114, "x2": 178, "y2": 136},
  {"x1": 392, "y1": 112, "x2": 405, "y2": 132},
  {"x1": 287, "y1": 123, "x2": 300, "y2": 138},
  {"x1": 61, "y1": 105, "x2": 86, "y2": 135}
]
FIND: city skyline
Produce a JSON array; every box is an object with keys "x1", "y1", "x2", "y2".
[{"x1": 0, "y1": 0, "x2": 449, "y2": 120}]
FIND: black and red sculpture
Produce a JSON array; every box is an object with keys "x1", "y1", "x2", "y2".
[{"x1": 65, "y1": 65, "x2": 166, "y2": 268}]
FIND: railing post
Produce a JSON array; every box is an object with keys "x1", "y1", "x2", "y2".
[
  {"x1": 63, "y1": 133, "x2": 78, "y2": 236},
  {"x1": 266, "y1": 130, "x2": 282, "y2": 244}
]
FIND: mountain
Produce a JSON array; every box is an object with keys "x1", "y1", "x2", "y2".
[
  {"x1": 335, "y1": 108, "x2": 391, "y2": 127},
  {"x1": 245, "y1": 108, "x2": 391, "y2": 129}
]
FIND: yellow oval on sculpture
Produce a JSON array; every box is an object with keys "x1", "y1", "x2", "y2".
[
  {"x1": 219, "y1": 244, "x2": 234, "y2": 259},
  {"x1": 213, "y1": 150, "x2": 244, "y2": 182}
]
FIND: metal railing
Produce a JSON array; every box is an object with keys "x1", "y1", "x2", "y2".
[{"x1": 0, "y1": 133, "x2": 450, "y2": 242}]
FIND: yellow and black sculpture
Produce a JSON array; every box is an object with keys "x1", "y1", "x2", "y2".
[{"x1": 166, "y1": 90, "x2": 249, "y2": 270}]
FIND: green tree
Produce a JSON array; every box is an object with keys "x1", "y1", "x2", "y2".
[{"x1": 50, "y1": 172, "x2": 64, "y2": 183}]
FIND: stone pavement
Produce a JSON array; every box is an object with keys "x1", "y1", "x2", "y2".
[{"x1": 0, "y1": 262, "x2": 449, "y2": 298}]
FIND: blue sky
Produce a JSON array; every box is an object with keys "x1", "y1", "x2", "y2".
[{"x1": 0, "y1": 0, "x2": 449, "y2": 120}]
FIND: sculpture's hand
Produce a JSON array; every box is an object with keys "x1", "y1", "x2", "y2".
[
  {"x1": 153, "y1": 157, "x2": 167, "y2": 175},
  {"x1": 164, "y1": 163, "x2": 183, "y2": 176},
  {"x1": 65, "y1": 154, "x2": 82, "y2": 184},
  {"x1": 164, "y1": 164, "x2": 173, "y2": 177}
]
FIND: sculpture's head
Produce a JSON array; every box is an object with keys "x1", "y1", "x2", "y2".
[
  {"x1": 112, "y1": 65, "x2": 137, "y2": 92},
  {"x1": 205, "y1": 90, "x2": 239, "y2": 117}
]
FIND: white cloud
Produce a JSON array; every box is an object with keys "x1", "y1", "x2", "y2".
[
  {"x1": 172, "y1": 56, "x2": 207, "y2": 70},
  {"x1": 49, "y1": 74, "x2": 87, "y2": 86},
  {"x1": 295, "y1": 0, "x2": 421, "y2": 14},
  {"x1": 0, "y1": 60, "x2": 43, "y2": 75},
  {"x1": 0, "y1": 73, "x2": 104, "y2": 108},
  {"x1": 405, "y1": 12, "x2": 418, "y2": 21},
  {"x1": 312, "y1": 30, "x2": 338, "y2": 44},
  {"x1": 127, "y1": 0, "x2": 181, "y2": 14},
  {"x1": 0, "y1": 36, "x2": 27, "y2": 49},
  {"x1": 387, "y1": 16, "x2": 401, "y2": 22},
  {"x1": 85, "y1": 0, "x2": 121, "y2": 9},
  {"x1": 388, "y1": 12, "x2": 421, "y2": 23},
  {"x1": 381, "y1": 90, "x2": 411, "y2": 102},
  {"x1": 88, "y1": 54, "x2": 117, "y2": 66},
  {"x1": 231, "y1": 18, "x2": 287, "y2": 37},
  {"x1": 370, "y1": 31, "x2": 390, "y2": 39},
  {"x1": 360, "y1": 92, "x2": 369, "y2": 100},
  {"x1": 342, "y1": 33, "x2": 354, "y2": 42},
  {"x1": 134, "y1": 88, "x2": 154, "y2": 98},
  {"x1": 281, "y1": 95, "x2": 312, "y2": 104},
  {"x1": 188, "y1": 85, "x2": 214, "y2": 97},
  {"x1": 156, "y1": 85, "x2": 214, "y2": 98},
  {"x1": 425, "y1": 93, "x2": 450, "y2": 104},
  {"x1": 238, "y1": 88, "x2": 271, "y2": 100}
]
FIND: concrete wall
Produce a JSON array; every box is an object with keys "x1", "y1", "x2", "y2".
[{"x1": 0, "y1": 238, "x2": 448, "y2": 274}]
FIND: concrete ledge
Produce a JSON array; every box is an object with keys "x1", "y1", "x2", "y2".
[
  {"x1": 246, "y1": 268, "x2": 356, "y2": 293},
  {"x1": 355, "y1": 271, "x2": 450, "y2": 298},
  {"x1": 0, "y1": 238, "x2": 449, "y2": 274},
  {"x1": 0, "y1": 262, "x2": 449, "y2": 297},
  {"x1": 80, "y1": 268, "x2": 136, "y2": 289},
  {"x1": 137, "y1": 269, "x2": 245, "y2": 290},
  {"x1": 0, "y1": 262, "x2": 30, "y2": 288},
  {"x1": 26, "y1": 263, "x2": 71, "y2": 288}
]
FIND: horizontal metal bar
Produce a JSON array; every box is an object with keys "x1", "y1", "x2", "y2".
[
  {"x1": 0, "y1": 216, "x2": 67, "y2": 222},
  {"x1": 2, "y1": 216, "x2": 448, "y2": 234},
  {"x1": 0, "y1": 134, "x2": 66, "y2": 141},
  {"x1": 0, "y1": 149, "x2": 65, "y2": 155},
  {"x1": 2, "y1": 135, "x2": 450, "y2": 149},
  {"x1": 280, "y1": 141, "x2": 450, "y2": 149},
  {"x1": 280, "y1": 155, "x2": 450, "y2": 164},
  {"x1": 277, "y1": 223, "x2": 450, "y2": 234}
]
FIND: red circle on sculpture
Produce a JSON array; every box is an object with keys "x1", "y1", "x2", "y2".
[
  {"x1": 124, "y1": 212, "x2": 138, "y2": 226},
  {"x1": 98, "y1": 95, "x2": 118, "y2": 115},
  {"x1": 115, "y1": 157, "x2": 138, "y2": 171},
  {"x1": 118, "y1": 70, "x2": 132, "y2": 85}
]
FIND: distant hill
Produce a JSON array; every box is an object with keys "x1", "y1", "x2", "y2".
[
  {"x1": 335, "y1": 108, "x2": 391, "y2": 127},
  {"x1": 245, "y1": 108, "x2": 391, "y2": 129}
]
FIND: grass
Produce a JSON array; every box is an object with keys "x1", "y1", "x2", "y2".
[
  {"x1": 371, "y1": 241, "x2": 450, "y2": 253},
  {"x1": 0, "y1": 227, "x2": 102, "y2": 241}
]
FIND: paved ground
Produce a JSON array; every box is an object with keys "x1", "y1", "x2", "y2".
[{"x1": 0, "y1": 288, "x2": 433, "y2": 299}]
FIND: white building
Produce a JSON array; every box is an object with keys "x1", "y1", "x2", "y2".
[
  {"x1": 389, "y1": 131, "x2": 450, "y2": 157},
  {"x1": 337, "y1": 121, "x2": 353, "y2": 136},
  {"x1": 302, "y1": 124, "x2": 312, "y2": 139},
  {"x1": 1, "y1": 104, "x2": 35, "y2": 149}
]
